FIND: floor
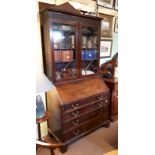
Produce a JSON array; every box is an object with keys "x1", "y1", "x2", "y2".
[{"x1": 37, "y1": 121, "x2": 118, "y2": 155}]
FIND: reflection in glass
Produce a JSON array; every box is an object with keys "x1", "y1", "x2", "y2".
[
  {"x1": 52, "y1": 23, "x2": 75, "y2": 49},
  {"x1": 53, "y1": 31, "x2": 64, "y2": 43}
]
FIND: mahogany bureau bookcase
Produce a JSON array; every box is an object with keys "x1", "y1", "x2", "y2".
[{"x1": 40, "y1": 3, "x2": 110, "y2": 152}]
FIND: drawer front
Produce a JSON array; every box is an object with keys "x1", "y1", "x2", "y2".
[
  {"x1": 61, "y1": 92, "x2": 110, "y2": 112},
  {"x1": 62, "y1": 107, "x2": 109, "y2": 130},
  {"x1": 62, "y1": 98, "x2": 109, "y2": 122},
  {"x1": 63, "y1": 113, "x2": 109, "y2": 141}
]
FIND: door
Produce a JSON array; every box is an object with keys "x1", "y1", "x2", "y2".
[
  {"x1": 49, "y1": 21, "x2": 79, "y2": 83},
  {"x1": 80, "y1": 25, "x2": 100, "y2": 77}
]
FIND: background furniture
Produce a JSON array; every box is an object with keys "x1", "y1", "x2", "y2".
[
  {"x1": 36, "y1": 111, "x2": 62, "y2": 155},
  {"x1": 100, "y1": 53, "x2": 118, "y2": 121},
  {"x1": 104, "y1": 78, "x2": 118, "y2": 121},
  {"x1": 100, "y1": 53, "x2": 118, "y2": 78}
]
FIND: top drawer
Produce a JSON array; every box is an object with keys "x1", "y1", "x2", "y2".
[{"x1": 61, "y1": 92, "x2": 110, "y2": 112}]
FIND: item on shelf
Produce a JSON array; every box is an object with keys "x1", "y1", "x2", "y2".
[
  {"x1": 71, "y1": 68, "x2": 77, "y2": 76},
  {"x1": 54, "y1": 43, "x2": 60, "y2": 49},
  {"x1": 62, "y1": 68, "x2": 68, "y2": 78},
  {"x1": 56, "y1": 71, "x2": 61, "y2": 80},
  {"x1": 92, "y1": 50, "x2": 98, "y2": 59},
  {"x1": 61, "y1": 25, "x2": 72, "y2": 31},
  {"x1": 93, "y1": 36, "x2": 97, "y2": 48},
  {"x1": 67, "y1": 68, "x2": 72, "y2": 76},
  {"x1": 87, "y1": 50, "x2": 93, "y2": 60},
  {"x1": 87, "y1": 40, "x2": 92, "y2": 48},
  {"x1": 82, "y1": 36, "x2": 87, "y2": 48},
  {"x1": 68, "y1": 35, "x2": 75, "y2": 48},
  {"x1": 82, "y1": 50, "x2": 98, "y2": 60},
  {"x1": 81, "y1": 50, "x2": 85, "y2": 60},
  {"x1": 54, "y1": 50, "x2": 62, "y2": 62},
  {"x1": 61, "y1": 50, "x2": 73, "y2": 62},
  {"x1": 82, "y1": 69, "x2": 94, "y2": 75},
  {"x1": 88, "y1": 36, "x2": 96, "y2": 48}
]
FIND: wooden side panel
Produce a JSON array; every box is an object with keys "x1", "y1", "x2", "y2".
[
  {"x1": 41, "y1": 12, "x2": 53, "y2": 81},
  {"x1": 46, "y1": 89, "x2": 62, "y2": 139}
]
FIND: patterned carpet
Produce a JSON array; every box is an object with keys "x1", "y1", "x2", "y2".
[{"x1": 37, "y1": 121, "x2": 118, "y2": 155}]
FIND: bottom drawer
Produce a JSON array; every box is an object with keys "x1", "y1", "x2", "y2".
[{"x1": 63, "y1": 113, "x2": 109, "y2": 141}]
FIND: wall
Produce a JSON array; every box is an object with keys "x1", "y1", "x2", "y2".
[{"x1": 36, "y1": 0, "x2": 118, "y2": 137}]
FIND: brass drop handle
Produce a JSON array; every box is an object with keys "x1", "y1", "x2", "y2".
[
  {"x1": 72, "y1": 120, "x2": 79, "y2": 126},
  {"x1": 72, "y1": 110, "x2": 79, "y2": 117},
  {"x1": 98, "y1": 102, "x2": 103, "y2": 107},
  {"x1": 72, "y1": 103, "x2": 79, "y2": 108},
  {"x1": 97, "y1": 110, "x2": 103, "y2": 114},
  {"x1": 98, "y1": 95, "x2": 104, "y2": 99},
  {"x1": 98, "y1": 97, "x2": 103, "y2": 100},
  {"x1": 73, "y1": 129, "x2": 80, "y2": 136}
]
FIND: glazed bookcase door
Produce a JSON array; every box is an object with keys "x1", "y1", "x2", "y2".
[
  {"x1": 50, "y1": 22, "x2": 78, "y2": 82},
  {"x1": 80, "y1": 26, "x2": 99, "y2": 77}
]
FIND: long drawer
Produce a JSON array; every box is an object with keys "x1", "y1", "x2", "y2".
[
  {"x1": 62, "y1": 97, "x2": 109, "y2": 121},
  {"x1": 63, "y1": 113, "x2": 109, "y2": 141},
  {"x1": 62, "y1": 105, "x2": 109, "y2": 130},
  {"x1": 61, "y1": 92, "x2": 110, "y2": 112}
]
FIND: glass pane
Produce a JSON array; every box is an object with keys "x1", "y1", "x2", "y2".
[
  {"x1": 81, "y1": 27, "x2": 98, "y2": 76},
  {"x1": 81, "y1": 59, "x2": 98, "y2": 75},
  {"x1": 81, "y1": 27, "x2": 98, "y2": 49},
  {"x1": 51, "y1": 23, "x2": 77, "y2": 81},
  {"x1": 52, "y1": 23, "x2": 75, "y2": 49},
  {"x1": 55, "y1": 60, "x2": 78, "y2": 81}
]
